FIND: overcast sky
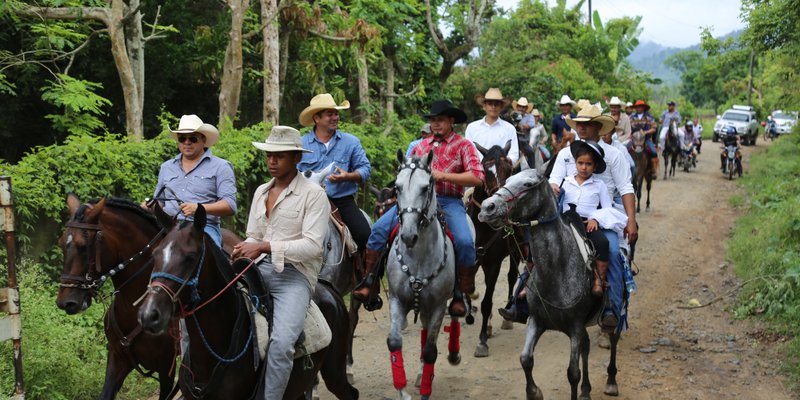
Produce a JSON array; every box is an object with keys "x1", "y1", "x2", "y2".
[{"x1": 494, "y1": 0, "x2": 747, "y2": 48}]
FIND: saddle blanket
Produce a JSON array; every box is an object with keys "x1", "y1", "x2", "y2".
[
  {"x1": 568, "y1": 223, "x2": 593, "y2": 271},
  {"x1": 240, "y1": 286, "x2": 332, "y2": 361}
]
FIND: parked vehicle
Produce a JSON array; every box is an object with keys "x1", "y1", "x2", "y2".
[
  {"x1": 713, "y1": 105, "x2": 759, "y2": 145},
  {"x1": 771, "y1": 110, "x2": 798, "y2": 135}
]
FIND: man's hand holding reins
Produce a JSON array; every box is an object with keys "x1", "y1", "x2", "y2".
[{"x1": 231, "y1": 241, "x2": 271, "y2": 260}]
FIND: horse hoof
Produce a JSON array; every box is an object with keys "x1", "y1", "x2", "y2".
[
  {"x1": 346, "y1": 369, "x2": 354, "y2": 386},
  {"x1": 501, "y1": 319, "x2": 514, "y2": 330},
  {"x1": 415, "y1": 372, "x2": 422, "y2": 387},
  {"x1": 311, "y1": 387, "x2": 320, "y2": 400},
  {"x1": 597, "y1": 334, "x2": 610, "y2": 349},
  {"x1": 421, "y1": 396, "x2": 430, "y2": 400},
  {"x1": 579, "y1": 394, "x2": 592, "y2": 400},
  {"x1": 604, "y1": 383, "x2": 619, "y2": 396},
  {"x1": 448, "y1": 352, "x2": 462, "y2": 365},
  {"x1": 527, "y1": 386, "x2": 544, "y2": 400},
  {"x1": 399, "y1": 389, "x2": 412, "y2": 400},
  {"x1": 470, "y1": 290, "x2": 480, "y2": 300},
  {"x1": 465, "y1": 314, "x2": 475, "y2": 325},
  {"x1": 474, "y1": 343, "x2": 489, "y2": 358}
]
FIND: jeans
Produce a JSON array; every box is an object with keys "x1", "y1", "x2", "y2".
[
  {"x1": 602, "y1": 229, "x2": 624, "y2": 319},
  {"x1": 204, "y1": 223, "x2": 222, "y2": 248},
  {"x1": 258, "y1": 262, "x2": 313, "y2": 400},
  {"x1": 367, "y1": 195, "x2": 475, "y2": 268}
]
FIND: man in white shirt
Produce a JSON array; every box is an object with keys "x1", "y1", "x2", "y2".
[{"x1": 465, "y1": 88, "x2": 520, "y2": 166}]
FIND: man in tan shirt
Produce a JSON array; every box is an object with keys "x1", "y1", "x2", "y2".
[
  {"x1": 231, "y1": 125, "x2": 330, "y2": 399},
  {"x1": 608, "y1": 96, "x2": 632, "y2": 143}
]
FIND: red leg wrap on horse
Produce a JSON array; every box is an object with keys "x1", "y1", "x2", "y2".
[
  {"x1": 390, "y1": 350, "x2": 407, "y2": 390},
  {"x1": 447, "y1": 320, "x2": 460, "y2": 353},
  {"x1": 420, "y1": 329, "x2": 428, "y2": 360},
  {"x1": 420, "y1": 362, "x2": 435, "y2": 396}
]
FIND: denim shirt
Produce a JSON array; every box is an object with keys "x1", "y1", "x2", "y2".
[
  {"x1": 154, "y1": 149, "x2": 237, "y2": 225},
  {"x1": 298, "y1": 129, "x2": 372, "y2": 199}
]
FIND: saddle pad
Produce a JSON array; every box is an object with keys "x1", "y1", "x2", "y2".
[
  {"x1": 329, "y1": 212, "x2": 358, "y2": 256},
  {"x1": 568, "y1": 224, "x2": 593, "y2": 271}
]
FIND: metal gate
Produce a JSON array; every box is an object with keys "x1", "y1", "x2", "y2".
[{"x1": 0, "y1": 176, "x2": 25, "y2": 399}]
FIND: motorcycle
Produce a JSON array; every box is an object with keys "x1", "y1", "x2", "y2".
[
  {"x1": 680, "y1": 143, "x2": 696, "y2": 172},
  {"x1": 723, "y1": 145, "x2": 741, "y2": 180}
]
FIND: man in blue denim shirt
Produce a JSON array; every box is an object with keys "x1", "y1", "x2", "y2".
[
  {"x1": 297, "y1": 93, "x2": 372, "y2": 250},
  {"x1": 152, "y1": 114, "x2": 237, "y2": 247}
]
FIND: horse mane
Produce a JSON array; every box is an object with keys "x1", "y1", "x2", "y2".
[{"x1": 77, "y1": 197, "x2": 158, "y2": 227}]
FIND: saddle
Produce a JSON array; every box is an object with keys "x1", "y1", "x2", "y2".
[
  {"x1": 329, "y1": 200, "x2": 358, "y2": 257},
  {"x1": 560, "y1": 205, "x2": 595, "y2": 272}
]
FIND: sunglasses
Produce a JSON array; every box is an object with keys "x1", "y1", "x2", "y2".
[{"x1": 178, "y1": 135, "x2": 201, "y2": 144}]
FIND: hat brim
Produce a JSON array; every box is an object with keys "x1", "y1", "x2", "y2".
[
  {"x1": 475, "y1": 95, "x2": 511, "y2": 107},
  {"x1": 512, "y1": 100, "x2": 534, "y2": 113},
  {"x1": 570, "y1": 141, "x2": 606, "y2": 174},
  {"x1": 252, "y1": 142, "x2": 312, "y2": 153},
  {"x1": 170, "y1": 123, "x2": 220, "y2": 146},
  {"x1": 298, "y1": 100, "x2": 351, "y2": 127},
  {"x1": 566, "y1": 115, "x2": 616, "y2": 136},
  {"x1": 420, "y1": 108, "x2": 468, "y2": 124},
  {"x1": 633, "y1": 102, "x2": 651, "y2": 111}
]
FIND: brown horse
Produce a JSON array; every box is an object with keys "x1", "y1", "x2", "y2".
[
  {"x1": 138, "y1": 204, "x2": 358, "y2": 399},
  {"x1": 469, "y1": 141, "x2": 524, "y2": 358},
  {"x1": 662, "y1": 121, "x2": 680, "y2": 180},
  {"x1": 629, "y1": 131, "x2": 654, "y2": 213}
]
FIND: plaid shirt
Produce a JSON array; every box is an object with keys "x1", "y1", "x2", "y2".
[{"x1": 412, "y1": 131, "x2": 484, "y2": 198}]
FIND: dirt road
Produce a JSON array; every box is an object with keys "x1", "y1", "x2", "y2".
[{"x1": 319, "y1": 140, "x2": 794, "y2": 400}]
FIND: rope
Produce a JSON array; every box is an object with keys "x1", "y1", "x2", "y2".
[{"x1": 183, "y1": 258, "x2": 257, "y2": 317}]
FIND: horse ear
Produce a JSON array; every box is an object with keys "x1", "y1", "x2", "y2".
[
  {"x1": 85, "y1": 197, "x2": 107, "y2": 222},
  {"x1": 153, "y1": 202, "x2": 174, "y2": 229},
  {"x1": 503, "y1": 140, "x2": 512, "y2": 156},
  {"x1": 474, "y1": 142, "x2": 488, "y2": 156},
  {"x1": 193, "y1": 204, "x2": 207, "y2": 231},
  {"x1": 396, "y1": 149, "x2": 405, "y2": 165},
  {"x1": 424, "y1": 150, "x2": 434, "y2": 168},
  {"x1": 66, "y1": 193, "x2": 81, "y2": 218}
]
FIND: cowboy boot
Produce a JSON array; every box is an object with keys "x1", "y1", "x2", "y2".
[
  {"x1": 352, "y1": 249, "x2": 382, "y2": 309},
  {"x1": 448, "y1": 266, "x2": 476, "y2": 317},
  {"x1": 592, "y1": 260, "x2": 609, "y2": 297}
]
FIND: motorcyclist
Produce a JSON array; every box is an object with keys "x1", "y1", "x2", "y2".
[
  {"x1": 765, "y1": 115, "x2": 778, "y2": 140},
  {"x1": 679, "y1": 120, "x2": 698, "y2": 159},
  {"x1": 720, "y1": 126, "x2": 742, "y2": 175}
]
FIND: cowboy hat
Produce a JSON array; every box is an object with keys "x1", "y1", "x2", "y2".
[
  {"x1": 607, "y1": 96, "x2": 624, "y2": 107},
  {"x1": 557, "y1": 94, "x2": 576, "y2": 106},
  {"x1": 475, "y1": 88, "x2": 511, "y2": 107},
  {"x1": 512, "y1": 97, "x2": 534, "y2": 113},
  {"x1": 532, "y1": 108, "x2": 541, "y2": 117},
  {"x1": 632, "y1": 99, "x2": 650, "y2": 111},
  {"x1": 420, "y1": 100, "x2": 468, "y2": 123},
  {"x1": 170, "y1": 115, "x2": 220, "y2": 146},
  {"x1": 566, "y1": 104, "x2": 616, "y2": 136},
  {"x1": 298, "y1": 93, "x2": 351, "y2": 127},
  {"x1": 570, "y1": 140, "x2": 606, "y2": 174},
  {"x1": 252, "y1": 125, "x2": 312, "y2": 153},
  {"x1": 625, "y1": 102, "x2": 633, "y2": 108}
]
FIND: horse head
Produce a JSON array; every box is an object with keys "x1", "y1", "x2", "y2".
[
  {"x1": 478, "y1": 169, "x2": 555, "y2": 230},
  {"x1": 475, "y1": 140, "x2": 513, "y2": 195},
  {"x1": 631, "y1": 130, "x2": 646, "y2": 153},
  {"x1": 303, "y1": 162, "x2": 336, "y2": 187},
  {"x1": 138, "y1": 203, "x2": 207, "y2": 335},
  {"x1": 369, "y1": 182, "x2": 397, "y2": 219},
  {"x1": 395, "y1": 149, "x2": 436, "y2": 248}
]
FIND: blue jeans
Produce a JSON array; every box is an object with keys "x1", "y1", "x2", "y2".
[
  {"x1": 602, "y1": 229, "x2": 624, "y2": 319},
  {"x1": 258, "y1": 262, "x2": 313, "y2": 399},
  {"x1": 367, "y1": 195, "x2": 475, "y2": 268},
  {"x1": 204, "y1": 223, "x2": 222, "y2": 248}
]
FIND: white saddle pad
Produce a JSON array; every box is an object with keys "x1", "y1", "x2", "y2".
[{"x1": 568, "y1": 224, "x2": 593, "y2": 271}]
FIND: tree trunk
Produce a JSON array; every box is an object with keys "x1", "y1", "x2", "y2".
[
  {"x1": 261, "y1": 0, "x2": 280, "y2": 125},
  {"x1": 218, "y1": 0, "x2": 251, "y2": 126},
  {"x1": 125, "y1": 0, "x2": 145, "y2": 124},
  {"x1": 356, "y1": 46, "x2": 370, "y2": 124},
  {"x1": 384, "y1": 56, "x2": 395, "y2": 118},
  {"x1": 278, "y1": 24, "x2": 290, "y2": 113},
  {"x1": 424, "y1": 0, "x2": 491, "y2": 84}
]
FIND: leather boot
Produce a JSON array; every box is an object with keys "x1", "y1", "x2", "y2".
[
  {"x1": 352, "y1": 249, "x2": 382, "y2": 309},
  {"x1": 448, "y1": 266, "x2": 476, "y2": 317},
  {"x1": 592, "y1": 260, "x2": 609, "y2": 297}
]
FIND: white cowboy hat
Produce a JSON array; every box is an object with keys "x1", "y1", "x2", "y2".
[
  {"x1": 170, "y1": 115, "x2": 220, "y2": 146},
  {"x1": 475, "y1": 88, "x2": 511, "y2": 107},
  {"x1": 532, "y1": 108, "x2": 541, "y2": 117},
  {"x1": 252, "y1": 125, "x2": 312, "y2": 153},
  {"x1": 566, "y1": 104, "x2": 616, "y2": 136},
  {"x1": 608, "y1": 96, "x2": 624, "y2": 106},
  {"x1": 557, "y1": 94, "x2": 576, "y2": 106},
  {"x1": 298, "y1": 93, "x2": 351, "y2": 127},
  {"x1": 625, "y1": 102, "x2": 633, "y2": 108},
  {"x1": 512, "y1": 97, "x2": 534, "y2": 113}
]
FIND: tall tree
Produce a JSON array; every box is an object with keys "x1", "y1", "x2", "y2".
[
  {"x1": 218, "y1": 0, "x2": 251, "y2": 125},
  {"x1": 424, "y1": 0, "x2": 494, "y2": 84}
]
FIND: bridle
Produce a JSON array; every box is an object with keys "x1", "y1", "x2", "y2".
[
  {"x1": 395, "y1": 159, "x2": 435, "y2": 228},
  {"x1": 146, "y1": 237, "x2": 207, "y2": 308},
  {"x1": 492, "y1": 177, "x2": 560, "y2": 228}
]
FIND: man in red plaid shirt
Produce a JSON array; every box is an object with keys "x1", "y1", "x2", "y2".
[{"x1": 353, "y1": 100, "x2": 485, "y2": 316}]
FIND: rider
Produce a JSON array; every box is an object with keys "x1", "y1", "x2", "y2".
[
  {"x1": 465, "y1": 88, "x2": 520, "y2": 166},
  {"x1": 231, "y1": 126, "x2": 331, "y2": 399},
  {"x1": 551, "y1": 95, "x2": 577, "y2": 150},
  {"x1": 629, "y1": 100, "x2": 658, "y2": 179},
  {"x1": 353, "y1": 100, "x2": 485, "y2": 317},
  {"x1": 678, "y1": 120, "x2": 698, "y2": 160},
  {"x1": 693, "y1": 119, "x2": 704, "y2": 154},
  {"x1": 151, "y1": 114, "x2": 237, "y2": 248},
  {"x1": 720, "y1": 126, "x2": 743, "y2": 174},
  {"x1": 529, "y1": 109, "x2": 551, "y2": 160},
  {"x1": 406, "y1": 123, "x2": 433, "y2": 157},
  {"x1": 624, "y1": 102, "x2": 634, "y2": 117},
  {"x1": 608, "y1": 96, "x2": 632, "y2": 144},
  {"x1": 511, "y1": 96, "x2": 538, "y2": 168},
  {"x1": 766, "y1": 115, "x2": 778, "y2": 139},
  {"x1": 297, "y1": 93, "x2": 372, "y2": 253}
]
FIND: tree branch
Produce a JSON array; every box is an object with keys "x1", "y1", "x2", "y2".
[
  {"x1": 16, "y1": 6, "x2": 111, "y2": 26},
  {"x1": 386, "y1": 84, "x2": 419, "y2": 98},
  {"x1": 424, "y1": 0, "x2": 448, "y2": 57},
  {"x1": 242, "y1": 0, "x2": 292, "y2": 40},
  {"x1": 306, "y1": 29, "x2": 353, "y2": 43},
  {"x1": 122, "y1": 3, "x2": 143, "y2": 24}
]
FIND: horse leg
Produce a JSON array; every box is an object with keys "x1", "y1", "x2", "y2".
[
  {"x1": 446, "y1": 317, "x2": 462, "y2": 365},
  {"x1": 346, "y1": 296, "x2": 362, "y2": 385},
  {"x1": 578, "y1": 329, "x2": 592, "y2": 400},
  {"x1": 157, "y1": 370, "x2": 177, "y2": 400},
  {"x1": 476, "y1": 259, "x2": 501, "y2": 357},
  {"x1": 520, "y1": 318, "x2": 545, "y2": 400},
  {"x1": 99, "y1": 350, "x2": 133, "y2": 400},
  {"x1": 387, "y1": 297, "x2": 411, "y2": 400},
  {"x1": 645, "y1": 178, "x2": 652, "y2": 212},
  {"x1": 604, "y1": 331, "x2": 621, "y2": 396},
  {"x1": 566, "y1": 330, "x2": 586, "y2": 400},
  {"x1": 419, "y1": 309, "x2": 447, "y2": 400},
  {"x1": 502, "y1": 257, "x2": 520, "y2": 331}
]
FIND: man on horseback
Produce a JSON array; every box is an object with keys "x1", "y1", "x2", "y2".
[
  {"x1": 551, "y1": 95, "x2": 577, "y2": 151},
  {"x1": 511, "y1": 96, "x2": 538, "y2": 168},
  {"x1": 465, "y1": 88, "x2": 520, "y2": 166},
  {"x1": 354, "y1": 100, "x2": 484, "y2": 317},
  {"x1": 406, "y1": 123, "x2": 433, "y2": 157},
  {"x1": 629, "y1": 100, "x2": 658, "y2": 179},
  {"x1": 530, "y1": 109, "x2": 551, "y2": 161},
  {"x1": 297, "y1": 93, "x2": 373, "y2": 255},
  {"x1": 151, "y1": 114, "x2": 237, "y2": 248},
  {"x1": 231, "y1": 126, "x2": 331, "y2": 399},
  {"x1": 608, "y1": 96, "x2": 632, "y2": 144}
]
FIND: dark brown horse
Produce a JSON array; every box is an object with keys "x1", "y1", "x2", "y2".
[
  {"x1": 629, "y1": 131, "x2": 654, "y2": 213},
  {"x1": 138, "y1": 204, "x2": 358, "y2": 399},
  {"x1": 662, "y1": 121, "x2": 680, "y2": 180},
  {"x1": 469, "y1": 141, "x2": 524, "y2": 358}
]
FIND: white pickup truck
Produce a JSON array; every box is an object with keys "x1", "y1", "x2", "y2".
[{"x1": 713, "y1": 105, "x2": 759, "y2": 145}]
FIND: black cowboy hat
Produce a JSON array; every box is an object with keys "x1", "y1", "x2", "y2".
[
  {"x1": 570, "y1": 140, "x2": 606, "y2": 174},
  {"x1": 420, "y1": 100, "x2": 468, "y2": 124}
]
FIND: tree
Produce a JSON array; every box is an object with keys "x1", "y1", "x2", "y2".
[
  {"x1": 218, "y1": 0, "x2": 252, "y2": 125},
  {"x1": 424, "y1": 0, "x2": 494, "y2": 84}
]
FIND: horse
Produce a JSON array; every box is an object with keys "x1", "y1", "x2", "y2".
[
  {"x1": 369, "y1": 183, "x2": 397, "y2": 220},
  {"x1": 386, "y1": 150, "x2": 462, "y2": 400},
  {"x1": 137, "y1": 203, "x2": 358, "y2": 399},
  {"x1": 57, "y1": 195, "x2": 178, "y2": 400},
  {"x1": 629, "y1": 130, "x2": 654, "y2": 213},
  {"x1": 469, "y1": 141, "x2": 524, "y2": 358},
  {"x1": 478, "y1": 168, "x2": 621, "y2": 400},
  {"x1": 662, "y1": 120, "x2": 680, "y2": 180}
]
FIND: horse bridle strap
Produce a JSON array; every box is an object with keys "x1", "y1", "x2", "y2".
[
  {"x1": 65, "y1": 221, "x2": 102, "y2": 230},
  {"x1": 396, "y1": 161, "x2": 435, "y2": 227},
  {"x1": 148, "y1": 240, "x2": 207, "y2": 307}
]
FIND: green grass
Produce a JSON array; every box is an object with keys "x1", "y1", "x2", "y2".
[{"x1": 728, "y1": 128, "x2": 800, "y2": 394}]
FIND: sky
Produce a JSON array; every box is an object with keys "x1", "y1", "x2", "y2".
[{"x1": 494, "y1": 0, "x2": 747, "y2": 48}]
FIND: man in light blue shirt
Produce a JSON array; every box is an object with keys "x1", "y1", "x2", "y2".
[
  {"x1": 297, "y1": 93, "x2": 372, "y2": 250},
  {"x1": 152, "y1": 114, "x2": 237, "y2": 247},
  {"x1": 406, "y1": 123, "x2": 432, "y2": 157}
]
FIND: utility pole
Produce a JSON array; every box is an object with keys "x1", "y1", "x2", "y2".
[
  {"x1": 747, "y1": 49, "x2": 755, "y2": 106},
  {"x1": 588, "y1": 0, "x2": 592, "y2": 28}
]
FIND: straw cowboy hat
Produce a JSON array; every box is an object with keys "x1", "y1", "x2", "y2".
[
  {"x1": 632, "y1": 99, "x2": 651, "y2": 111},
  {"x1": 556, "y1": 94, "x2": 576, "y2": 106},
  {"x1": 170, "y1": 115, "x2": 220, "y2": 146},
  {"x1": 420, "y1": 99, "x2": 468, "y2": 124},
  {"x1": 575, "y1": 99, "x2": 603, "y2": 113},
  {"x1": 607, "y1": 96, "x2": 624, "y2": 107},
  {"x1": 475, "y1": 88, "x2": 511, "y2": 107},
  {"x1": 512, "y1": 97, "x2": 534, "y2": 113},
  {"x1": 298, "y1": 93, "x2": 351, "y2": 127},
  {"x1": 252, "y1": 125, "x2": 312, "y2": 153},
  {"x1": 566, "y1": 104, "x2": 616, "y2": 136},
  {"x1": 532, "y1": 108, "x2": 542, "y2": 118},
  {"x1": 570, "y1": 140, "x2": 607, "y2": 174}
]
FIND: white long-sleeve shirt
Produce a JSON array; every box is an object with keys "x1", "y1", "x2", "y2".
[
  {"x1": 465, "y1": 117, "x2": 520, "y2": 165},
  {"x1": 549, "y1": 139, "x2": 635, "y2": 202}
]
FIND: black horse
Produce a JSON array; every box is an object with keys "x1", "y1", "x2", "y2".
[{"x1": 137, "y1": 204, "x2": 358, "y2": 399}]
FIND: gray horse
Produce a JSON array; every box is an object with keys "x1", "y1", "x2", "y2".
[
  {"x1": 387, "y1": 150, "x2": 461, "y2": 400},
  {"x1": 478, "y1": 168, "x2": 621, "y2": 400}
]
